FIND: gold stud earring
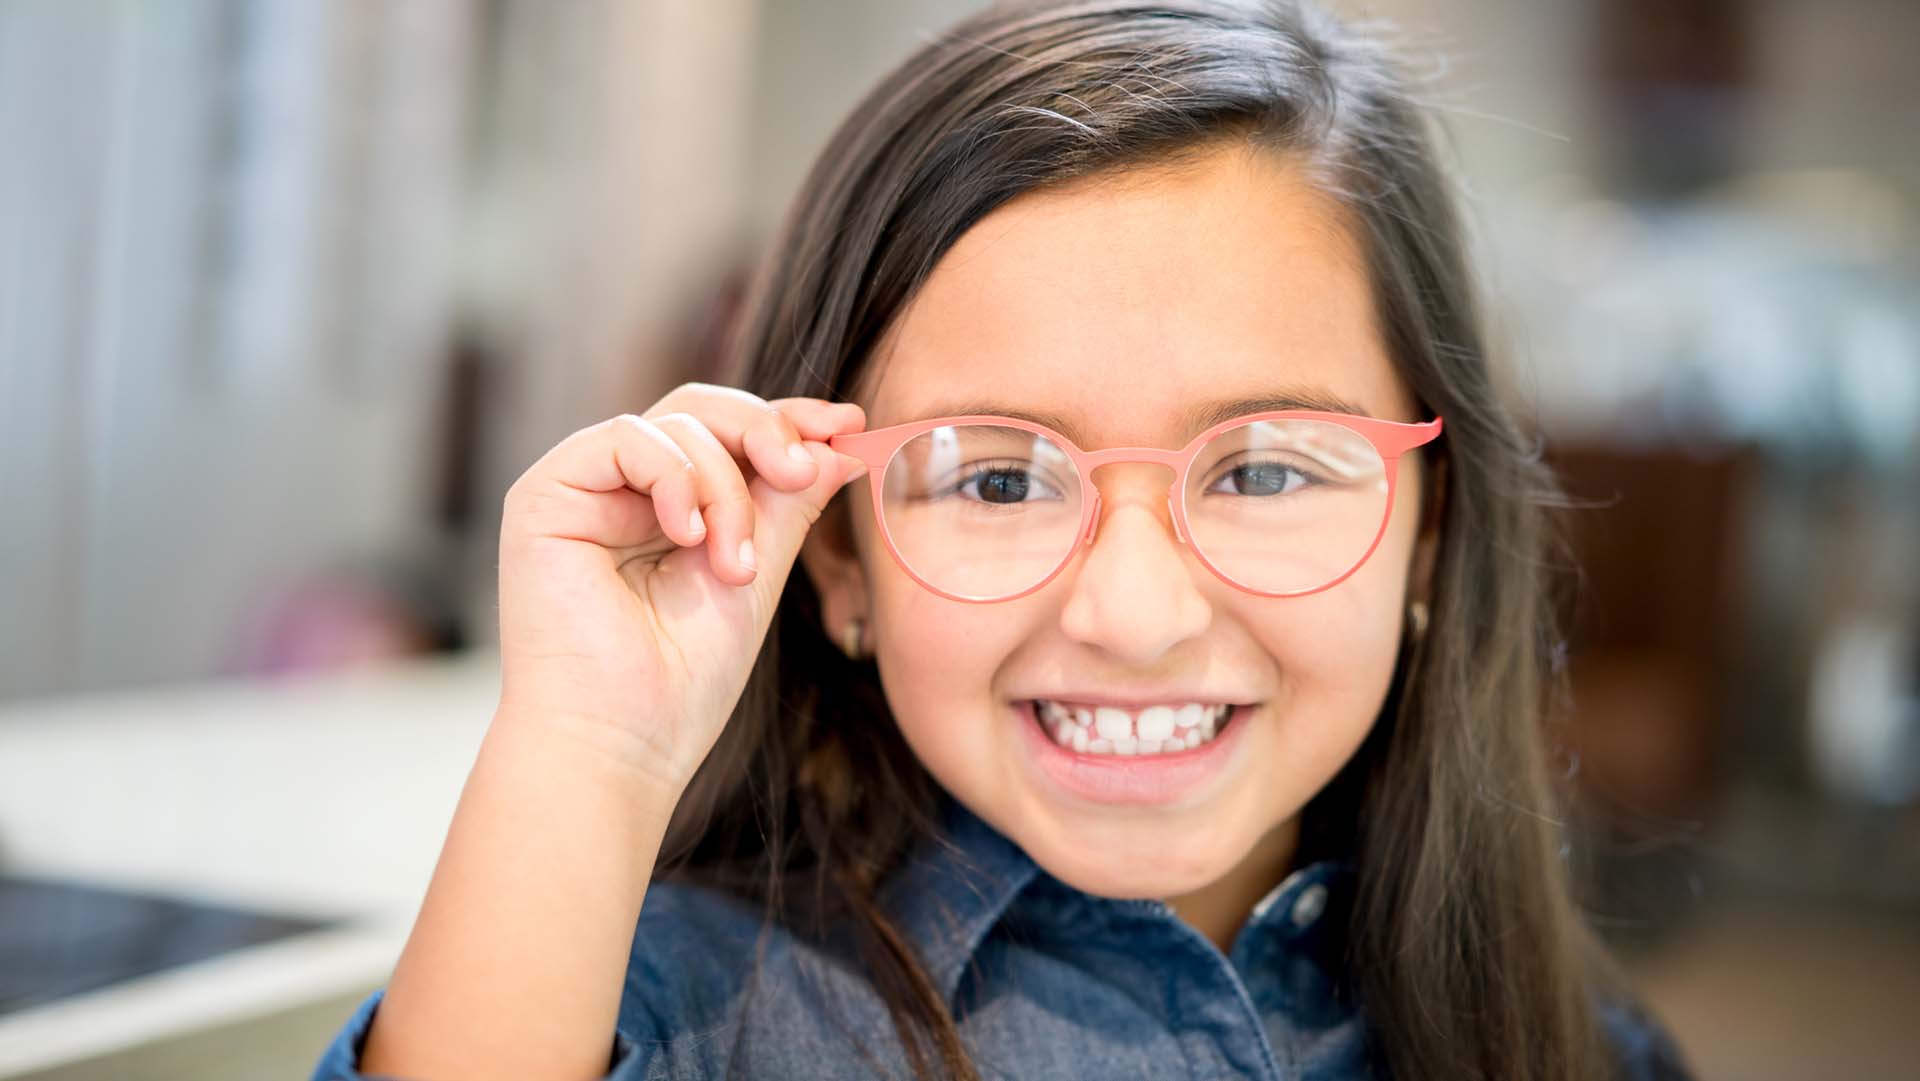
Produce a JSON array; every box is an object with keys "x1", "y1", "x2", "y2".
[
  {"x1": 840, "y1": 617, "x2": 865, "y2": 660},
  {"x1": 1408, "y1": 600, "x2": 1430, "y2": 640}
]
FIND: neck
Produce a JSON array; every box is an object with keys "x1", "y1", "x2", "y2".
[{"x1": 1165, "y1": 816, "x2": 1302, "y2": 954}]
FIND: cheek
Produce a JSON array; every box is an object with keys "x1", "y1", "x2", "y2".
[
  {"x1": 1247, "y1": 518, "x2": 1413, "y2": 749},
  {"x1": 851, "y1": 492, "x2": 1021, "y2": 711},
  {"x1": 1255, "y1": 581, "x2": 1399, "y2": 695},
  {"x1": 864, "y1": 560, "x2": 1021, "y2": 764}
]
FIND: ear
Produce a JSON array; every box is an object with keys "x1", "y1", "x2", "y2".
[
  {"x1": 1405, "y1": 451, "x2": 1443, "y2": 610},
  {"x1": 1408, "y1": 452, "x2": 1447, "y2": 604},
  {"x1": 798, "y1": 488, "x2": 871, "y2": 642}
]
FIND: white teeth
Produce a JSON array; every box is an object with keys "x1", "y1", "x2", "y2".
[
  {"x1": 1033, "y1": 699, "x2": 1236, "y2": 757},
  {"x1": 1135, "y1": 706, "x2": 1175, "y2": 742}
]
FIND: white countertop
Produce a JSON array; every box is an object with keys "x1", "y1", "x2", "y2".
[{"x1": 0, "y1": 649, "x2": 501, "y2": 1075}]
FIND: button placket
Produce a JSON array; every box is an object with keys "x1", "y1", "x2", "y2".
[{"x1": 1289, "y1": 883, "x2": 1328, "y2": 929}]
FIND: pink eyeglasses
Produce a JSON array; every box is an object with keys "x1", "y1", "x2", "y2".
[{"x1": 827, "y1": 409, "x2": 1442, "y2": 603}]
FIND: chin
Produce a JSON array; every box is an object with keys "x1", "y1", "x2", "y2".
[{"x1": 1026, "y1": 832, "x2": 1233, "y2": 901}]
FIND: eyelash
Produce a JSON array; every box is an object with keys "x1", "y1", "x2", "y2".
[
  {"x1": 943, "y1": 457, "x2": 1321, "y2": 504},
  {"x1": 949, "y1": 461, "x2": 1066, "y2": 504}
]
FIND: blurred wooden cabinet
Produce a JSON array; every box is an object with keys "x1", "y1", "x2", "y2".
[{"x1": 1546, "y1": 442, "x2": 1761, "y2": 824}]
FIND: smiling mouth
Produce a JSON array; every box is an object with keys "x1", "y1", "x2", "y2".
[{"x1": 1027, "y1": 699, "x2": 1241, "y2": 756}]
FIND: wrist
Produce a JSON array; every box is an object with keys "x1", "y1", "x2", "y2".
[{"x1": 482, "y1": 705, "x2": 690, "y2": 828}]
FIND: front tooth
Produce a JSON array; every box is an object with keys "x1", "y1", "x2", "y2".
[
  {"x1": 1138, "y1": 739, "x2": 1163, "y2": 754},
  {"x1": 1174, "y1": 703, "x2": 1206, "y2": 729},
  {"x1": 1074, "y1": 706, "x2": 1094, "y2": 728},
  {"x1": 1093, "y1": 708, "x2": 1132, "y2": 740},
  {"x1": 1112, "y1": 735, "x2": 1138, "y2": 755},
  {"x1": 1135, "y1": 706, "x2": 1175, "y2": 741}
]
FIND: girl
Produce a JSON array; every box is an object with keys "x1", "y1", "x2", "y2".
[{"x1": 315, "y1": 1, "x2": 1694, "y2": 1078}]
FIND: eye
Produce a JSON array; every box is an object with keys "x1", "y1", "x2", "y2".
[
  {"x1": 949, "y1": 460, "x2": 1066, "y2": 505},
  {"x1": 1204, "y1": 459, "x2": 1317, "y2": 497}
]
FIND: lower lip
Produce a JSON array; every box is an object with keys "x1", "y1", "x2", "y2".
[{"x1": 1014, "y1": 699, "x2": 1251, "y2": 807}]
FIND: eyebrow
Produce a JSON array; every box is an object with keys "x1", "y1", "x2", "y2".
[{"x1": 906, "y1": 389, "x2": 1375, "y2": 445}]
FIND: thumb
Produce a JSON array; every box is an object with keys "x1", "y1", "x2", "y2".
[{"x1": 743, "y1": 440, "x2": 868, "y2": 593}]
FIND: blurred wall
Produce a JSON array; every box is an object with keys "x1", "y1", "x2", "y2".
[
  {"x1": 0, "y1": 1, "x2": 473, "y2": 700},
  {"x1": 0, "y1": 0, "x2": 755, "y2": 701}
]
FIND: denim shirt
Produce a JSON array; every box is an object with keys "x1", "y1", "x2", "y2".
[{"x1": 312, "y1": 792, "x2": 1692, "y2": 1079}]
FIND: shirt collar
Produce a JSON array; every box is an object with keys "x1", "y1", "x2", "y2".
[
  {"x1": 879, "y1": 792, "x2": 1042, "y2": 1004},
  {"x1": 880, "y1": 790, "x2": 1357, "y2": 1006}
]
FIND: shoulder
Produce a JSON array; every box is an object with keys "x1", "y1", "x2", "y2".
[
  {"x1": 620, "y1": 879, "x2": 873, "y2": 1028},
  {"x1": 624, "y1": 879, "x2": 778, "y2": 1007},
  {"x1": 1597, "y1": 996, "x2": 1696, "y2": 1081},
  {"x1": 616, "y1": 878, "x2": 906, "y2": 1076},
  {"x1": 613, "y1": 879, "x2": 787, "y2": 1071}
]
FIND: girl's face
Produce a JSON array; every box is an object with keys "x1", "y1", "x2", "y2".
[{"x1": 802, "y1": 143, "x2": 1439, "y2": 909}]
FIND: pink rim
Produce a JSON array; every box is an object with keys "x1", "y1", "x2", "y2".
[{"x1": 827, "y1": 409, "x2": 1443, "y2": 604}]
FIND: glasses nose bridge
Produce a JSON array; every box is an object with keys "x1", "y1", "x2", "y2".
[{"x1": 1077, "y1": 447, "x2": 1188, "y2": 546}]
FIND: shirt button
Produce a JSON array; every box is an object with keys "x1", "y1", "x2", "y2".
[{"x1": 1289, "y1": 883, "x2": 1328, "y2": 928}]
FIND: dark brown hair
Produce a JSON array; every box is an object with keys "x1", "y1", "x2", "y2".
[{"x1": 658, "y1": 2, "x2": 1635, "y2": 1078}]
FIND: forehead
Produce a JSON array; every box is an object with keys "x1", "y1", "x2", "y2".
[{"x1": 857, "y1": 144, "x2": 1417, "y2": 444}]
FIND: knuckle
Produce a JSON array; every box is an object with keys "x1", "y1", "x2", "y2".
[
  {"x1": 503, "y1": 479, "x2": 555, "y2": 518},
  {"x1": 705, "y1": 382, "x2": 769, "y2": 409},
  {"x1": 606, "y1": 412, "x2": 662, "y2": 443},
  {"x1": 504, "y1": 469, "x2": 540, "y2": 500},
  {"x1": 628, "y1": 413, "x2": 699, "y2": 471},
  {"x1": 763, "y1": 405, "x2": 800, "y2": 433},
  {"x1": 656, "y1": 410, "x2": 725, "y2": 452}
]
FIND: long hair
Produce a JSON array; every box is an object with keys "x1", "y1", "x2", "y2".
[{"x1": 656, "y1": 2, "x2": 1631, "y2": 1078}]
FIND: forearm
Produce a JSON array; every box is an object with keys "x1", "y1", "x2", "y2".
[{"x1": 360, "y1": 710, "x2": 681, "y2": 1081}]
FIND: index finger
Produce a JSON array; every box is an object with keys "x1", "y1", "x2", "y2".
[{"x1": 768, "y1": 397, "x2": 866, "y2": 441}]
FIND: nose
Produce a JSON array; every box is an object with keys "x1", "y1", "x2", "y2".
[{"x1": 1056, "y1": 472, "x2": 1213, "y2": 665}]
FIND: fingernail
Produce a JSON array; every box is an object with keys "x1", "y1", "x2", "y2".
[
  {"x1": 786, "y1": 442, "x2": 813, "y2": 464},
  {"x1": 737, "y1": 539, "x2": 757, "y2": 569},
  {"x1": 688, "y1": 508, "x2": 705, "y2": 535}
]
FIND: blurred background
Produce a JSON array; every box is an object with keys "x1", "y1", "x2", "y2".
[{"x1": 0, "y1": 1, "x2": 1914, "y2": 1078}]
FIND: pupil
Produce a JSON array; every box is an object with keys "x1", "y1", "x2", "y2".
[
  {"x1": 978, "y1": 470, "x2": 1029, "y2": 503},
  {"x1": 1233, "y1": 464, "x2": 1291, "y2": 495}
]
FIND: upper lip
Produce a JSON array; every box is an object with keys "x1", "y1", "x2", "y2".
[{"x1": 1024, "y1": 692, "x2": 1250, "y2": 710}]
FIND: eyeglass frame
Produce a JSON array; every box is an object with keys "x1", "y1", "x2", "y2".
[{"x1": 826, "y1": 408, "x2": 1445, "y2": 604}]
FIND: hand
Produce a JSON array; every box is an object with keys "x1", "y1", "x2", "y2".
[{"x1": 493, "y1": 383, "x2": 868, "y2": 792}]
